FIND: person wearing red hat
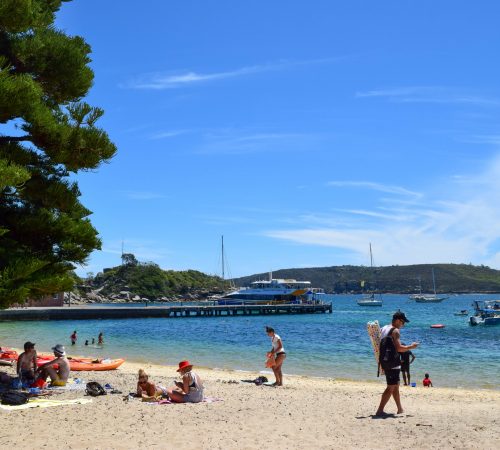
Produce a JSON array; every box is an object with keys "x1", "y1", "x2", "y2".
[{"x1": 167, "y1": 361, "x2": 204, "y2": 403}]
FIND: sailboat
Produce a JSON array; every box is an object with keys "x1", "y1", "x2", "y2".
[
  {"x1": 207, "y1": 236, "x2": 235, "y2": 301},
  {"x1": 357, "y1": 244, "x2": 383, "y2": 307},
  {"x1": 414, "y1": 268, "x2": 448, "y2": 303}
]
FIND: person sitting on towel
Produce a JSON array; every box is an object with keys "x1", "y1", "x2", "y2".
[
  {"x1": 36, "y1": 344, "x2": 70, "y2": 387},
  {"x1": 167, "y1": 360, "x2": 204, "y2": 403},
  {"x1": 17, "y1": 341, "x2": 38, "y2": 386}
]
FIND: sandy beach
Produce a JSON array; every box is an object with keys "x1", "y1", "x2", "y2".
[{"x1": 0, "y1": 359, "x2": 498, "y2": 450}]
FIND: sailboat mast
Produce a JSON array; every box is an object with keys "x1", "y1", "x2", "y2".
[
  {"x1": 369, "y1": 243, "x2": 373, "y2": 268},
  {"x1": 221, "y1": 235, "x2": 225, "y2": 282}
]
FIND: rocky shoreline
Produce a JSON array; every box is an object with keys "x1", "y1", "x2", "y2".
[{"x1": 64, "y1": 288, "x2": 218, "y2": 306}]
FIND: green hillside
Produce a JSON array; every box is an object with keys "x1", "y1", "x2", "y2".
[
  {"x1": 89, "y1": 262, "x2": 228, "y2": 299},
  {"x1": 232, "y1": 264, "x2": 500, "y2": 294}
]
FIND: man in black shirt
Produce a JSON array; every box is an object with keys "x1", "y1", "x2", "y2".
[{"x1": 399, "y1": 344, "x2": 416, "y2": 386}]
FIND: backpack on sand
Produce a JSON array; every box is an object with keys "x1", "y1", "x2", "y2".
[
  {"x1": 378, "y1": 327, "x2": 401, "y2": 376},
  {"x1": 85, "y1": 381, "x2": 107, "y2": 397},
  {"x1": 1, "y1": 391, "x2": 29, "y2": 405}
]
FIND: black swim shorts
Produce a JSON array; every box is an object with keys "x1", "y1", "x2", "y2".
[
  {"x1": 385, "y1": 369, "x2": 400, "y2": 386},
  {"x1": 400, "y1": 363, "x2": 410, "y2": 373}
]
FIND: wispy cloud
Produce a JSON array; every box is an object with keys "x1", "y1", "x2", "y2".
[
  {"x1": 102, "y1": 239, "x2": 172, "y2": 262},
  {"x1": 327, "y1": 180, "x2": 422, "y2": 198},
  {"x1": 125, "y1": 57, "x2": 340, "y2": 90},
  {"x1": 149, "y1": 129, "x2": 190, "y2": 140},
  {"x1": 264, "y1": 154, "x2": 500, "y2": 268},
  {"x1": 196, "y1": 129, "x2": 325, "y2": 155},
  {"x1": 356, "y1": 86, "x2": 500, "y2": 106}
]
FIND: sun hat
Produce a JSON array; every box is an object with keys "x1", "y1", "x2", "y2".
[
  {"x1": 52, "y1": 344, "x2": 66, "y2": 356},
  {"x1": 393, "y1": 311, "x2": 410, "y2": 323},
  {"x1": 177, "y1": 360, "x2": 193, "y2": 372}
]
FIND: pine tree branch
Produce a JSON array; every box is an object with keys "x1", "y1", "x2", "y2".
[{"x1": 0, "y1": 136, "x2": 32, "y2": 143}]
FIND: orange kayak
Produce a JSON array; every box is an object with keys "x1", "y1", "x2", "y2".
[{"x1": 36, "y1": 354, "x2": 125, "y2": 371}]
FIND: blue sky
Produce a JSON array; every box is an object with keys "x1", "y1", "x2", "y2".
[{"x1": 56, "y1": 1, "x2": 500, "y2": 277}]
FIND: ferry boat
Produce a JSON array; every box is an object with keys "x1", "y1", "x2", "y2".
[{"x1": 216, "y1": 278, "x2": 325, "y2": 306}]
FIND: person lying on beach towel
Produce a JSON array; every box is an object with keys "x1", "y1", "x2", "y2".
[
  {"x1": 166, "y1": 361, "x2": 204, "y2": 403},
  {"x1": 137, "y1": 369, "x2": 165, "y2": 402}
]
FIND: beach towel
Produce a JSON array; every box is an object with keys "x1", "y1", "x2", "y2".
[
  {"x1": 148, "y1": 396, "x2": 223, "y2": 405},
  {"x1": 0, "y1": 397, "x2": 92, "y2": 411},
  {"x1": 46, "y1": 379, "x2": 86, "y2": 391},
  {"x1": 367, "y1": 320, "x2": 383, "y2": 374}
]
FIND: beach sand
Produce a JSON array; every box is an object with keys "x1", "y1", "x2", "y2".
[{"x1": 0, "y1": 361, "x2": 498, "y2": 449}]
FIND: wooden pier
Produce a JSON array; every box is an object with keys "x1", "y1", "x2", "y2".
[{"x1": 0, "y1": 303, "x2": 332, "y2": 321}]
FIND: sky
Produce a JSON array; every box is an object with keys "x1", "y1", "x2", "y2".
[{"x1": 55, "y1": 0, "x2": 500, "y2": 278}]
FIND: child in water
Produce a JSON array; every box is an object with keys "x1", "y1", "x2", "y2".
[{"x1": 423, "y1": 373, "x2": 433, "y2": 387}]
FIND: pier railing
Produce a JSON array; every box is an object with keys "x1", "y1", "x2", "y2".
[{"x1": 0, "y1": 303, "x2": 333, "y2": 321}]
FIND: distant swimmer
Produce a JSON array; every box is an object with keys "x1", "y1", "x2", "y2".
[
  {"x1": 98, "y1": 332, "x2": 104, "y2": 345},
  {"x1": 70, "y1": 330, "x2": 77, "y2": 346}
]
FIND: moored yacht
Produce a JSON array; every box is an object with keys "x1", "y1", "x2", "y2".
[{"x1": 217, "y1": 278, "x2": 325, "y2": 305}]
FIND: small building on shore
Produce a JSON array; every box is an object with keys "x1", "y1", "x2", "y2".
[{"x1": 20, "y1": 293, "x2": 64, "y2": 307}]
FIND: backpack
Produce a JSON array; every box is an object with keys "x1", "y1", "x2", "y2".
[
  {"x1": 1, "y1": 391, "x2": 29, "y2": 406},
  {"x1": 85, "y1": 381, "x2": 107, "y2": 397},
  {"x1": 378, "y1": 327, "x2": 401, "y2": 375}
]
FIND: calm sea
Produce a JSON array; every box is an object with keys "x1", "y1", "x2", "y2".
[{"x1": 0, "y1": 294, "x2": 498, "y2": 389}]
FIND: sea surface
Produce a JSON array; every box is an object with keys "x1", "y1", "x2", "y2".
[{"x1": 1, "y1": 294, "x2": 498, "y2": 389}]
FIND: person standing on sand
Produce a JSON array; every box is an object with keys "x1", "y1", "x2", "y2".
[
  {"x1": 399, "y1": 344, "x2": 416, "y2": 386},
  {"x1": 266, "y1": 326, "x2": 286, "y2": 386},
  {"x1": 70, "y1": 330, "x2": 77, "y2": 345},
  {"x1": 376, "y1": 311, "x2": 419, "y2": 417}
]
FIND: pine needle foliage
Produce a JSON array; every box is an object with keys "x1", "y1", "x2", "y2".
[{"x1": 0, "y1": 0, "x2": 117, "y2": 307}]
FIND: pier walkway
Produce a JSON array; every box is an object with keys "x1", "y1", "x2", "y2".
[{"x1": 0, "y1": 303, "x2": 332, "y2": 321}]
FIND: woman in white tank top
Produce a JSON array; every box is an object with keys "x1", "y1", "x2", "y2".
[{"x1": 266, "y1": 326, "x2": 286, "y2": 386}]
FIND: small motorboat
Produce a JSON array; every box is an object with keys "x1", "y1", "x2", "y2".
[
  {"x1": 453, "y1": 310, "x2": 468, "y2": 316},
  {"x1": 430, "y1": 324, "x2": 445, "y2": 329},
  {"x1": 469, "y1": 300, "x2": 500, "y2": 326}
]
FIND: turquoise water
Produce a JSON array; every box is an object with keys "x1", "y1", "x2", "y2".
[{"x1": 1, "y1": 294, "x2": 498, "y2": 389}]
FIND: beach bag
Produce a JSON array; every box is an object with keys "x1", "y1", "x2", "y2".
[
  {"x1": 85, "y1": 381, "x2": 107, "y2": 397},
  {"x1": 379, "y1": 327, "x2": 400, "y2": 375},
  {"x1": 253, "y1": 376, "x2": 268, "y2": 386},
  {"x1": 1, "y1": 391, "x2": 29, "y2": 406}
]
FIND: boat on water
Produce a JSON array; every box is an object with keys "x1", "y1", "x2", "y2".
[
  {"x1": 357, "y1": 293, "x2": 383, "y2": 307},
  {"x1": 357, "y1": 244, "x2": 383, "y2": 307},
  {"x1": 453, "y1": 310, "x2": 468, "y2": 316},
  {"x1": 413, "y1": 269, "x2": 448, "y2": 303},
  {"x1": 216, "y1": 277, "x2": 325, "y2": 305},
  {"x1": 469, "y1": 300, "x2": 500, "y2": 326}
]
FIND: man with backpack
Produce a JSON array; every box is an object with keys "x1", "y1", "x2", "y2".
[{"x1": 376, "y1": 311, "x2": 419, "y2": 417}]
